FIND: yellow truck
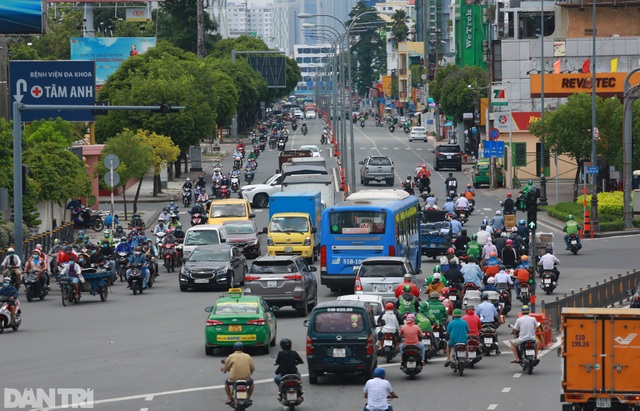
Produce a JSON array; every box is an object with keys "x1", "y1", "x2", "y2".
[{"x1": 561, "y1": 307, "x2": 640, "y2": 411}]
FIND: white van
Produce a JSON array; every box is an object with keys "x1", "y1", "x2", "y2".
[{"x1": 182, "y1": 225, "x2": 228, "y2": 258}]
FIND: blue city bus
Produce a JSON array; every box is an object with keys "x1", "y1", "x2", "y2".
[{"x1": 320, "y1": 190, "x2": 421, "y2": 291}]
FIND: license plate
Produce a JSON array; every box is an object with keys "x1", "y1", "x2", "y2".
[
  {"x1": 286, "y1": 392, "x2": 297, "y2": 402},
  {"x1": 447, "y1": 155, "x2": 452, "y2": 159},
  {"x1": 423, "y1": 339, "x2": 431, "y2": 346},
  {"x1": 571, "y1": 240, "x2": 578, "y2": 245},
  {"x1": 525, "y1": 349, "x2": 535, "y2": 356},
  {"x1": 407, "y1": 361, "x2": 417, "y2": 368},
  {"x1": 544, "y1": 279, "x2": 551, "y2": 284},
  {"x1": 333, "y1": 348, "x2": 346, "y2": 357},
  {"x1": 383, "y1": 340, "x2": 393, "y2": 347},
  {"x1": 236, "y1": 391, "x2": 247, "y2": 400},
  {"x1": 229, "y1": 325, "x2": 242, "y2": 332},
  {"x1": 468, "y1": 351, "x2": 476, "y2": 358},
  {"x1": 267, "y1": 281, "x2": 278, "y2": 288},
  {"x1": 284, "y1": 247, "x2": 293, "y2": 253},
  {"x1": 596, "y1": 398, "x2": 611, "y2": 408},
  {"x1": 449, "y1": 295, "x2": 457, "y2": 301},
  {"x1": 195, "y1": 279, "x2": 209, "y2": 284},
  {"x1": 484, "y1": 338, "x2": 493, "y2": 345},
  {"x1": 433, "y1": 332, "x2": 440, "y2": 338}
]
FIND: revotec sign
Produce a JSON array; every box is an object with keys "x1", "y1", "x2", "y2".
[{"x1": 9, "y1": 60, "x2": 96, "y2": 122}]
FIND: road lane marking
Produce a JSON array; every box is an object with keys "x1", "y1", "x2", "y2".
[
  {"x1": 145, "y1": 395, "x2": 154, "y2": 401},
  {"x1": 488, "y1": 405, "x2": 498, "y2": 410},
  {"x1": 382, "y1": 147, "x2": 388, "y2": 149},
  {"x1": 483, "y1": 208, "x2": 493, "y2": 211},
  {"x1": 502, "y1": 387, "x2": 511, "y2": 393},
  {"x1": 394, "y1": 147, "x2": 399, "y2": 150},
  {"x1": 141, "y1": 409, "x2": 149, "y2": 411},
  {"x1": 513, "y1": 373, "x2": 522, "y2": 378}
]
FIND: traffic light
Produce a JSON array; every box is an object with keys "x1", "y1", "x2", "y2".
[
  {"x1": 152, "y1": 103, "x2": 180, "y2": 114},
  {"x1": 516, "y1": 197, "x2": 528, "y2": 211}
]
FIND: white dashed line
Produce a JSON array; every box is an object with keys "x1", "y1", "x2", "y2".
[
  {"x1": 145, "y1": 395, "x2": 154, "y2": 401},
  {"x1": 483, "y1": 208, "x2": 493, "y2": 211},
  {"x1": 394, "y1": 147, "x2": 399, "y2": 150},
  {"x1": 488, "y1": 404, "x2": 498, "y2": 410},
  {"x1": 405, "y1": 147, "x2": 411, "y2": 150},
  {"x1": 382, "y1": 147, "x2": 388, "y2": 149},
  {"x1": 501, "y1": 387, "x2": 511, "y2": 393},
  {"x1": 513, "y1": 373, "x2": 522, "y2": 378},
  {"x1": 141, "y1": 408, "x2": 149, "y2": 411}
]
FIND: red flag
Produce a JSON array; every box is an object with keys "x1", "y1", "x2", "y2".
[
  {"x1": 554, "y1": 60, "x2": 561, "y2": 74},
  {"x1": 582, "y1": 58, "x2": 590, "y2": 73}
]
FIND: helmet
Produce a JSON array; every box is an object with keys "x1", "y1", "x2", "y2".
[
  {"x1": 441, "y1": 287, "x2": 450, "y2": 297},
  {"x1": 499, "y1": 265, "x2": 506, "y2": 271},
  {"x1": 279, "y1": 338, "x2": 292, "y2": 350},
  {"x1": 420, "y1": 301, "x2": 429, "y2": 311},
  {"x1": 481, "y1": 292, "x2": 489, "y2": 300},
  {"x1": 403, "y1": 273, "x2": 412, "y2": 281},
  {"x1": 521, "y1": 305, "x2": 530, "y2": 314},
  {"x1": 487, "y1": 277, "x2": 496, "y2": 284},
  {"x1": 158, "y1": 218, "x2": 165, "y2": 222},
  {"x1": 471, "y1": 234, "x2": 477, "y2": 241},
  {"x1": 447, "y1": 247, "x2": 455, "y2": 255},
  {"x1": 433, "y1": 273, "x2": 441, "y2": 280},
  {"x1": 568, "y1": 214, "x2": 574, "y2": 220},
  {"x1": 521, "y1": 255, "x2": 529, "y2": 261},
  {"x1": 496, "y1": 210, "x2": 502, "y2": 215},
  {"x1": 446, "y1": 196, "x2": 452, "y2": 202},
  {"x1": 507, "y1": 193, "x2": 512, "y2": 197},
  {"x1": 54, "y1": 239, "x2": 60, "y2": 245},
  {"x1": 528, "y1": 180, "x2": 533, "y2": 185},
  {"x1": 489, "y1": 251, "x2": 496, "y2": 257},
  {"x1": 186, "y1": 177, "x2": 191, "y2": 181},
  {"x1": 482, "y1": 218, "x2": 489, "y2": 226},
  {"x1": 233, "y1": 342, "x2": 244, "y2": 351},
  {"x1": 78, "y1": 230, "x2": 85, "y2": 235},
  {"x1": 453, "y1": 309, "x2": 463, "y2": 317},
  {"x1": 467, "y1": 183, "x2": 472, "y2": 188},
  {"x1": 449, "y1": 172, "x2": 453, "y2": 177},
  {"x1": 373, "y1": 367, "x2": 386, "y2": 378},
  {"x1": 407, "y1": 175, "x2": 412, "y2": 180},
  {"x1": 405, "y1": 314, "x2": 416, "y2": 322},
  {"x1": 385, "y1": 302, "x2": 395, "y2": 310},
  {"x1": 3, "y1": 277, "x2": 10, "y2": 284},
  {"x1": 120, "y1": 237, "x2": 127, "y2": 242},
  {"x1": 403, "y1": 284, "x2": 411, "y2": 292},
  {"x1": 103, "y1": 229, "x2": 110, "y2": 236},
  {"x1": 170, "y1": 214, "x2": 177, "y2": 218},
  {"x1": 7, "y1": 247, "x2": 14, "y2": 253},
  {"x1": 546, "y1": 246, "x2": 553, "y2": 253},
  {"x1": 519, "y1": 219, "x2": 526, "y2": 226},
  {"x1": 31, "y1": 249, "x2": 41, "y2": 256},
  {"x1": 511, "y1": 227, "x2": 517, "y2": 233},
  {"x1": 506, "y1": 239, "x2": 513, "y2": 245},
  {"x1": 430, "y1": 292, "x2": 440, "y2": 299},
  {"x1": 461, "y1": 228, "x2": 467, "y2": 235}
]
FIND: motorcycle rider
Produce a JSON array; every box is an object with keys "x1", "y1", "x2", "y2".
[
  {"x1": 1, "y1": 247, "x2": 23, "y2": 289},
  {"x1": 443, "y1": 260, "x2": 465, "y2": 287},
  {"x1": 402, "y1": 176, "x2": 415, "y2": 195},
  {"x1": 495, "y1": 266, "x2": 514, "y2": 289},
  {"x1": 443, "y1": 308, "x2": 470, "y2": 367},
  {"x1": 520, "y1": 180, "x2": 534, "y2": 197},
  {"x1": 442, "y1": 197, "x2": 455, "y2": 215},
  {"x1": 476, "y1": 292, "x2": 500, "y2": 327},
  {"x1": 483, "y1": 251, "x2": 501, "y2": 278},
  {"x1": 454, "y1": 228, "x2": 471, "y2": 254},
  {"x1": 167, "y1": 200, "x2": 180, "y2": 215},
  {"x1": 461, "y1": 256, "x2": 483, "y2": 288},
  {"x1": 126, "y1": 247, "x2": 150, "y2": 289},
  {"x1": 400, "y1": 314, "x2": 426, "y2": 365},
  {"x1": 449, "y1": 213, "x2": 463, "y2": 237},
  {"x1": 425, "y1": 272, "x2": 446, "y2": 295},
  {"x1": 25, "y1": 250, "x2": 48, "y2": 291},
  {"x1": 463, "y1": 183, "x2": 476, "y2": 200},
  {"x1": 182, "y1": 177, "x2": 193, "y2": 191},
  {"x1": 190, "y1": 202, "x2": 205, "y2": 216},
  {"x1": 503, "y1": 193, "x2": 515, "y2": 214},
  {"x1": 0, "y1": 277, "x2": 19, "y2": 324},
  {"x1": 153, "y1": 218, "x2": 168, "y2": 238},
  {"x1": 514, "y1": 256, "x2": 533, "y2": 298},
  {"x1": 273, "y1": 338, "x2": 304, "y2": 387},
  {"x1": 394, "y1": 274, "x2": 420, "y2": 298},
  {"x1": 454, "y1": 194, "x2": 470, "y2": 213},
  {"x1": 517, "y1": 219, "x2": 530, "y2": 240},
  {"x1": 90, "y1": 244, "x2": 108, "y2": 268},
  {"x1": 424, "y1": 194, "x2": 440, "y2": 210},
  {"x1": 222, "y1": 342, "x2": 255, "y2": 406},
  {"x1": 563, "y1": 215, "x2": 582, "y2": 250},
  {"x1": 72, "y1": 230, "x2": 86, "y2": 247},
  {"x1": 491, "y1": 210, "x2": 505, "y2": 231},
  {"x1": 195, "y1": 175, "x2": 206, "y2": 192},
  {"x1": 427, "y1": 292, "x2": 448, "y2": 326},
  {"x1": 482, "y1": 238, "x2": 498, "y2": 262},
  {"x1": 462, "y1": 305, "x2": 482, "y2": 340},
  {"x1": 196, "y1": 189, "x2": 209, "y2": 205},
  {"x1": 510, "y1": 305, "x2": 540, "y2": 365},
  {"x1": 77, "y1": 251, "x2": 91, "y2": 269},
  {"x1": 476, "y1": 225, "x2": 491, "y2": 246},
  {"x1": 396, "y1": 284, "x2": 420, "y2": 318},
  {"x1": 159, "y1": 207, "x2": 172, "y2": 222},
  {"x1": 501, "y1": 239, "x2": 520, "y2": 268},
  {"x1": 59, "y1": 255, "x2": 84, "y2": 300},
  {"x1": 538, "y1": 247, "x2": 561, "y2": 282},
  {"x1": 444, "y1": 172, "x2": 458, "y2": 196},
  {"x1": 465, "y1": 234, "x2": 482, "y2": 260},
  {"x1": 115, "y1": 237, "x2": 133, "y2": 254},
  {"x1": 363, "y1": 367, "x2": 398, "y2": 411},
  {"x1": 167, "y1": 214, "x2": 182, "y2": 230},
  {"x1": 378, "y1": 302, "x2": 401, "y2": 350},
  {"x1": 416, "y1": 301, "x2": 439, "y2": 333}
]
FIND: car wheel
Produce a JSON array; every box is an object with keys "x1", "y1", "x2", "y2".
[
  {"x1": 309, "y1": 371, "x2": 318, "y2": 385},
  {"x1": 308, "y1": 286, "x2": 318, "y2": 310},
  {"x1": 253, "y1": 193, "x2": 269, "y2": 209},
  {"x1": 473, "y1": 182, "x2": 479, "y2": 188},
  {"x1": 457, "y1": 165, "x2": 462, "y2": 171},
  {"x1": 434, "y1": 164, "x2": 439, "y2": 171},
  {"x1": 363, "y1": 178, "x2": 369, "y2": 186},
  {"x1": 296, "y1": 296, "x2": 309, "y2": 317},
  {"x1": 180, "y1": 284, "x2": 188, "y2": 292},
  {"x1": 205, "y1": 345, "x2": 214, "y2": 356},
  {"x1": 261, "y1": 339, "x2": 271, "y2": 354}
]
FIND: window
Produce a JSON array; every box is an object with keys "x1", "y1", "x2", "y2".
[
  {"x1": 513, "y1": 142, "x2": 527, "y2": 167},
  {"x1": 184, "y1": 230, "x2": 220, "y2": 246},
  {"x1": 368, "y1": 157, "x2": 392, "y2": 166},
  {"x1": 210, "y1": 204, "x2": 246, "y2": 218},
  {"x1": 314, "y1": 312, "x2": 364, "y2": 333},
  {"x1": 215, "y1": 302, "x2": 259, "y2": 314},
  {"x1": 359, "y1": 262, "x2": 406, "y2": 278},
  {"x1": 250, "y1": 260, "x2": 297, "y2": 274},
  {"x1": 329, "y1": 211, "x2": 386, "y2": 234},
  {"x1": 189, "y1": 248, "x2": 229, "y2": 262}
]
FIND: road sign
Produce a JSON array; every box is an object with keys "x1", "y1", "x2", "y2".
[
  {"x1": 463, "y1": 112, "x2": 474, "y2": 120},
  {"x1": 488, "y1": 128, "x2": 500, "y2": 141},
  {"x1": 9, "y1": 60, "x2": 96, "y2": 122},
  {"x1": 491, "y1": 86, "x2": 509, "y2": 106},
  {"x1": 586, "y1": 166, "x2": 599, "y2": 175},
  {"x1": 103, "y1": 154, "x2": 120, "y2": 170},
  {"x1": 104, "y1": 171, "x2": 120, "y2": 188},
  {"x1": 421, "y1": 74, "x2": 427, "y2": 80},
  {"x1": 483, "y1": 141, "x2": 505, "y2": 158}
]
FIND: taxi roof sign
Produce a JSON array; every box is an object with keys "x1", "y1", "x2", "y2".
[{"x1": 227, "y1": 288, "x2": 243, "y2": 296}]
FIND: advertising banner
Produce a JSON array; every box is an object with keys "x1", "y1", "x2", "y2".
[
  {"x1": 495, "y1": 112, "x2": 542, "y2": 132},
  {"x1": 530, "y1": 72, "x2": 640, "y2": 98},
  {"x1": 0, "y1": 0, "x2": 43, "y2": 34},
  {"x1": 70, "y1": 37, "x2": 157, "y2": 86},
  {"x1": 9, "y1": 60, "x2": 96, "y2": 122},
  {"x1": 455, "y1": 3, "x2": 487, "y2": 69}
]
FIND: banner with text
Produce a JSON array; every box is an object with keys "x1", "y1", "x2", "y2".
[{"x1": 0, "y1": 0, "x2": 43, "y2": 34}]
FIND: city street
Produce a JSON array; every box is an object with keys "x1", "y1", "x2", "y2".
[{"x1": 4, "y1": 116, "x2": 639, "y2": 411}]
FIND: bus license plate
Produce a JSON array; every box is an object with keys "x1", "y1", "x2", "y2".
[
  {"x1": 596, "y1": 398, "x2": 611, "y2": 408},
  {"x1": 195, "y1": 279, "x2": 209, "y2": 283},
  {"x1": 284, "y1": 247, "x2": 293, "y2": 252},
  {"x1": 267, "y1": 281, "x2": 278, "y2": 288},
  {"x1": 333, "y1": 348, "x2": 346, "y2": 357}
]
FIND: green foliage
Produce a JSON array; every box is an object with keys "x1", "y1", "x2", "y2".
[
  {"x1": 208, "y1": 36, "x2": 269, "y2": 60},
  {"x1": 0, "y1": 222, "x2": 29, "y2": 250},
  {"x1": 211, "y1": 70, "x2": 239, "y2": 128},
  {"x1": 389, "y1": 10, "x2": 410, "y2": 48},
  {"x1": 23, "y1": 118, "x2": 76, "y2": 148},
  {"x1": 96, "y1": 130, "x2": 153, "y2": 186},
  {"x1": 547, "y1": 197, "x2": 639, "y2": 232},
  {"x1": 576, "y1": 192, "x2": 625, "y2": 216},
  {"x1": 429, "y1": 65, "x2": 487, "y2": 123},
  {"x1": 157, "y1": 0, "x2": 219, "y2": 54},
  {"x1": 348, "y1": 3, "x2": 387, "y2": 97}
]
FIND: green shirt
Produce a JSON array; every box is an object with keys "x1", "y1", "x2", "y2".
[
  {"x1": 563, "y1": 220, "x2": 581, "y2": 235},
  {"x1": 416, "y1": 311, "x2": 438, "y2": 332},
  {"x1": 466, "y1": 241, "x2": 481, "y2": 259},
  {"x1": 427, "y1": 299, "x2": 447, "y2": 324}
]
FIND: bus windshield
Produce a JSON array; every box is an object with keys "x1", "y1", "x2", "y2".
[{"x1": 328, "y1": 211, "x2": 386, "y2": 234}]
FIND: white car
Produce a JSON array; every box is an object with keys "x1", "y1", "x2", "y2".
[
  {"x1": 299, "y1": 144, "x2": 321, "y2": 158},
  {"x1": 336, "y1": 294, "x2": 385, "y2": 334},
  {"x1": 409, "y1": 126, "x2": 428, "y2": 142},
  {"x1": 305, "y1": 110, "x2": 316, "y2": 119},
  {"x1": 294, "y1": 109, "x2": 304, "y2": 119},
  {"x1": 240, "y1": 173, "x2": 283, "y2": 208}
]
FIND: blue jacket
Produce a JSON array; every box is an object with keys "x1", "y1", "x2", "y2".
[
  {"x1": 0, "y1": 285, "x2": 19, "y2": 299},
  {"x1": 115, "y1": 243, "x2": 133, "y2": 254},
  {"x1": 129, "y1": 253, "x2": 147, "y2": 265}
]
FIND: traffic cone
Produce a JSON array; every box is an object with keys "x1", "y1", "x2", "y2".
[
  {"x1": 339, "y1": 167, "x2": 346, "y2": 192},
  {"x1": 584, "y1": 209, "x2": 591, "y2": 234}
]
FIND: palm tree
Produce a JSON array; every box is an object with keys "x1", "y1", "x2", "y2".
[{"x1": 390, "y1": 9, "x2": 409, "y2": 49}]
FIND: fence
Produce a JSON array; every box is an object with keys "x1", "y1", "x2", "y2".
[
  {"x1": 541, "y1": 269, "x2": 640, "y2": 331},
  {"x1": 1, "y1": 221, "x2": 75, "y2": 262}
]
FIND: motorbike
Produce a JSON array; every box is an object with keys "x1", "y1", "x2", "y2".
[
  {"x1": 269, "y1": 138, "x2": 277, "y2": 149},
  {"x1": 499, "y1": 288, "x2": 512, "y2": 317},
  {"x1": 230, "y1": 176, "x2": 240, "y2": 193},
  {"x1": 404, "y1": 126, "x2": 410, "y2": 134},
  {"x1": 212, "y1": 168, "x2": 223, "y2": 183},
  {"x1": 541, "y1": 270, "x2": 557, "y2": 295},
  {"x1": 400, "y1": 344, "x2": 423, "y2": 379},
  {"x1": 259, "y1": 141, "x2": 266, "y2": 152},
  {"x1": 449, "y1": 343, "x2": 468, "y2": 376},
  {"x1": 252, "y1": 145, "x2": 260, "y2": 158},
  {"x1": 190, "y1": 213, "x2": 205, "y2": 226},
  {"x1": 71, "y1": 207, "x2": 105, "y2": 232},
  {"x1": 389, "y1": 125, "x2": 395, "y2": 133},
  {"x1": 233, "y1": 157, "x2": 243, "y2": 169},
  {"x1": 479, "y1": 323, "x2": 500, "y2": 356},
  {"x1": 162, "y1": 242, "x2": 177, "y2": 273},
  {"x1": 447, "y1": 187, "x2": 457, "y2": 200},
  {"x1": 376, "y1": 119, "x2": 382, "y2": 127},
  {"x1": 182, "y1": 187, "x2": 192, "y2": 208},
  {"x1": 360, "y1": 121, "x2": 365, "y2": 128},
  {"x1": 432, "y1": 325, "x2": 446, "y2": 353},
  {"x1": 466, "y1": 337, "x2": 482, "y2": 368},
  {"x1": 23, "y1": 270, "x2": 48, "y2": 302},
  {"x1": 422, "y1": 331, "x2": 437, "y2": 361},
  {"x1": 116, "y1": 251, "x2": 129, "y2": 282},
  {"x1": 277, "y1": 374, "x2": 304, "y2": 410},
  {"x1": 455, "y1": 207, "x2": 469, "y2": 225},
  {"x1": 220, "y1": 185, "x2": 231, "y2": 199},
  {"x1": 128, "y1": 262, "x2": 145, "y2": 295},
  {"x1": 278, "y1": 140, "x2": 286, "y2": 151},
  {"x1": 448, "y1": 283, "x2": 463, "y2": 309},
  {"x1": 212, "y1": 181, "x2": 222, "y2": 199},
  {"x1": 0, "y1": 296, "x2": 21, "y2": 333},
  {"x1": 379, "y1": 332, "x2": 399, "y2": 364},
  {"x1": 129, "y1": 213, "x2": 145, "y2": 229},
  {"x1": 226, "y1": 371, "x2": 253, "y2": 410},
  {"x1": 519, "y1": 282, "x2": 531, "y2": 305},
  {"x1": 402, "y1": 180, "x2": 414, "y2": 195},
  {"x1": 510, "y1": 324, "x2": 538, "y2": 374},
  {"x1": 292, "y1": 123, "x2": 297, "y2": 131},
  {"x1": 568, "y1": 234, "x2": 581, "y2": 255},
  {"x1": 320, "y1": 134, "x2": 327, "y2": 145},
  {"x1": 244, "y1": 170, "x2": 255, "y2": 184},
  {"x1": 301, "y1": 126, "x2": 308, "y2": 136}
]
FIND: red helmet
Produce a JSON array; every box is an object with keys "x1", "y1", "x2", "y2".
[
  {"x1": 506, "y1": 239, "x2": 513, "y2": 245},
  {"x1": 507, "y1": 193, "x2": 512, "y2": 198},
  {"x1": 447, "y1": 247, "x2": 455, "y2": 255},
  {"x1": 441, "y1": 287, "x2": 450, "y2": 297},
  {"x1": 489, "y1": 251, "x2": 497, "y2": 257},
  {"x1": 385, "y1": 302, "x2": 395, "y2": 310}
]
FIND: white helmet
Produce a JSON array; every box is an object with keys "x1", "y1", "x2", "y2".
[
  {"x1": 487, "y1": 277, "x2": 496, "y2": 284},
  {"x1": 186, "y1": 177, "x2": 191, "y2": 181},
  {"x1": 7, "y1": 247, "x2": 14, "y2": 253},
  {"x1": 495, "y1": 210, "x2": 502, "y2": 215}
]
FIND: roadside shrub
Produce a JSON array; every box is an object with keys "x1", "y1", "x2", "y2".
[{"x1": 576, "y1": 192, "x2": 625, "y2": 216}]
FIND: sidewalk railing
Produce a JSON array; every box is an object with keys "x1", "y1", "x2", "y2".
[
  {"x1": 1, "y1": 222, "x2": 75, "y2": 261},
  {"x1": 541, "y1": 270, "x2": 640, "y2": 331}
]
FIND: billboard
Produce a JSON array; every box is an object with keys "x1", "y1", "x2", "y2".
[
  {"x1": 0, "y1": 0, "x2": 43, "y2": 34},
  {"x1": 529, "y1": 72, "x2": 640, "y2": 98},
  {"x1": 455, "y1": 3, "x2": 487, "y2": 70},
  {"x1": 247, "y1": 56, "x2": 287, "y2": 88},
  {"x1": 9, "y1": 60, "x2": 96, "y2": 122},
  {"x1": 70, "y1": 37, "x2": 157, "y2": 86}
]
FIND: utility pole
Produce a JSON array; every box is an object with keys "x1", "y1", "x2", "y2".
[{"x1": 197, "y1": 0, "x2": 206, "y2": 58}]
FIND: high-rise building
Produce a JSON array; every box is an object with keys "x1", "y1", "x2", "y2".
[
  {"x1": 416, "y1": 0, "x2": 452, "y2": 74},
  {"x1": 293, "y1": 44, "x2": 332, "y2": 98},
  {"x1": 300, "y1": 0, "x2": 361, "y2": 44}
]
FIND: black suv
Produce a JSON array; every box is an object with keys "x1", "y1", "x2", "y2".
[{"x1": 434, "y1": 144, "x2": 463, "y2": 171}]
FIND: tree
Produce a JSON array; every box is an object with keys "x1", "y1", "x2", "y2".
[
  {"x1": 140, "y1": 131, "x2": 180, "y2": 197},
  {"x1": 96, "y1": 130, "x2": 152, "y2": 219},
  {"x1": 389, "y1": 10, "x2": 410, "y2": 48},
  {"x1": 348, "y1": 3, "x2": 386, "y2": 97},
  {"x1": 211, "y1": 70, "x2": 239, "y2": 128},
  {"x1": 157, "y1": 0, "x2": 219, "y2": 54},
  {"x1": 429, "y1": 65, "x2": 487, "y2": 123},
  {"x1": 23, "y1": 118, "x2": 76, "y2": 148}
]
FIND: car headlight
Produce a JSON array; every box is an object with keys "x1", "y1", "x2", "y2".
[
  {"x1": 267, "y1": 237, "x2": 274, "y2": 246},
  {"x1": 247, "y1": 239, "x2": 258, "y2": 245},
  {"x1": 215, "y1": 267, "x2": 228, "y2": 276},
  {"x1": 182, "y1": 267, "x2": 192, "y2": 277},
  {"x1": 243, "y1": 187, "x2": 255, "y2": 192},
  {"x1": 303, "y1": 237, "x2": 311, "y2": 246}
]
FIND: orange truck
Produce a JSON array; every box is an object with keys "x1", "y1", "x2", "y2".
[{"x1": 561, "y1": 308, "x2": 640, "y2": 411}]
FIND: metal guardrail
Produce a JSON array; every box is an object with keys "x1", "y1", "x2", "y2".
[
  {"x1": 541, "y1": 270, "x2": 640, "y2": 331},
  {"x1": 1, "y1": 221, "x2": 75, "y2": 261}
]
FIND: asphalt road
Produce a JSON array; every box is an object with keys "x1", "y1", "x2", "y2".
[{"x1": 4, "y1": 117, "x2": 637, "y2": 411}]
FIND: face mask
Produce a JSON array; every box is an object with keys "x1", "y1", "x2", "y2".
[
  {"x1": 2, "y1": 283, "x2": 9, "y2": 288},
  {"x1": 8, "y1": 253, "x2": 13, "y2": 256},
  {"x1": 79, "y1": 259, "x2": 85, "y2": 263},
  {"x1": 103, "y1": 244, "x2": 109, "y2": 248},
  {"x1": 33, "y1": 258, "x2": 39, "y2": 263},
  {"x1": 83, "y1": 239, "x2": 89, "y2": 242},
  {"x1": 32, "y1": 255, "x2": 38, "y2": 259},
  {"x1": 78, "y1": 235, "x2": 84, "y2": 239}
]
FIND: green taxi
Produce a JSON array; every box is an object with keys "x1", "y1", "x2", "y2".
[
  {"x1": 473, "y1": 158, "x2": 504, "y2": 188},
  {"x1": 204, "y1": 288, "x2": 277, "y2": 355}
]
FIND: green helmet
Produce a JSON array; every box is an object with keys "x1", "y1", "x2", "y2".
[
  {"x1": 433, "y1": 265, "x2": 441, "y2": 273},
  {"x1": 471, "y1": 234, "x2": 477, "y2": 241},
  {"x1": 404, "y1": 284, "x2": 411, "y2": 292},
  {"x1": 528, "y1": 180, "x2": 533, "y2": 185},
  {"x1": 568, "y1": 214, "x2": 574, "y2": 220},
  {"x1": 420, "y1": 301, "x2": 429, "y2": 312}
]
